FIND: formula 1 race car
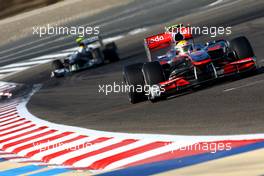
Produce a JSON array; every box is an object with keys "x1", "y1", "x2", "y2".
[
  {"x1": 51, "y1": 36, "x2": 119, "y2": 77},
  {"x1": 123, "y1": 28, "x2": 258, "y2": 103}
]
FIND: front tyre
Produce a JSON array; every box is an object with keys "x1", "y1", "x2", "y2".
[
  {"x1": 51, "y1": 59, "x2": 65, "y2": 77},
  {"x1": 52, "y1": 59, "x2": 64, "y2": 70},
  {"x1": 230, "y1": 36, "x2": 258, "y2": 73},
  {"x1": 230, "y1": 36, "x2": 254, "y2": 59},
  {"x1": 142, "y1": 62, "x2": 166, "y2": 102},
  {"x1": 123, "y1": 63, "x2": 146, "y2": 104}
]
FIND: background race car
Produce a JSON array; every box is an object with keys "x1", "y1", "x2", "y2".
[{"x1": 51, "y1": 36, "x2": 119, "y2": 77}]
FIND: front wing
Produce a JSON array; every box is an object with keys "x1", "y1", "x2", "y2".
[{"x1": 158, "y1": 57, "x2": 257, "y2": 96}]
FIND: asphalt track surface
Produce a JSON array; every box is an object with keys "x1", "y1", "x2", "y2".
[{"x1": 2, "y1": 0, "x2": 264, "y2": 135}]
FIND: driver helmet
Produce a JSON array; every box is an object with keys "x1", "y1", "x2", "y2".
[
  {"x1": 175, "y1": 40, "x2": 193, "y2": 55},
  {"x1": 75, "y1": 36, "x2": 85, "y2": 45}
]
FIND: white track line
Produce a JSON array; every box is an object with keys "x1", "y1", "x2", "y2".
[
  {"x1": 29, "y1": 52, "x2": 73, "y2": 61},
  {"x1": 103, "y1": 35, "x2": 124, "y2": 43},
  {"x1": 8, "y1": 158, "x2": 41, "y2": 163},
  {"x1": 208, "y1": 0, "x2": 224, "y2": 7},
  {"x1": 1, "y1": 59, "x2": 53, "y2": 69},
  {"x1": 0, "y1": 154, "x2": 22, "y2": 158},
  {"x1": 62, "y1": 47, "x2": 79, "y2": 52},
  {"x1": 0, "y1": 67, "x2": 31, "y2": 74},
  {"x1": 223, "y1": 79, "x2": 264, "y2": 92},
  {"x1": 128, "y1": 28, "x2": 148, "y2": 35}
]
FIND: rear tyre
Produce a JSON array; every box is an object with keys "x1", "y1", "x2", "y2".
[
  {"x1": 105, "y1": 42, "x2": 117, "y2": 51},
  {"x1": 123, "y1": 63, "x2": 146, "y2": 104},
  {"x1": 103, "y1": 42, "x2": 120, "y2": 62},
  {"x1": 230, "y1": 36, "x2": 254, "y2": 59},
  {"x1": 142, "y1": 62, "x2": 166, "y2": 102}
]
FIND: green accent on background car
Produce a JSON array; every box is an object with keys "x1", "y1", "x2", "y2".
[{"x1": 75, "y1": 37, "x2": 84, "y2": 44}]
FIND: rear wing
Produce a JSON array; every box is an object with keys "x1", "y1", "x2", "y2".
[
  {"x1": 82, "y1": 36, "x2": 104, "y2": 47},
  {"x1": 144, "y1": 33, "x2": 172, "y2": 61},
  {"x1": 144, "y1": 27, "x2": 193, "y2": 61}
]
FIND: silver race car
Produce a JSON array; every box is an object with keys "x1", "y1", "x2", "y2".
[{"x1": 51, "y1": 36, "x2": 119, "y2": 77}]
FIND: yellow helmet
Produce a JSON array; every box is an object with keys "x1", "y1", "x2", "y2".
[
  {"x1": 176, "y1": 40, "x2": 189, "y2": 47},
  {"x1": 175, "y1": 40, "x2": 192, "y2": 54}
]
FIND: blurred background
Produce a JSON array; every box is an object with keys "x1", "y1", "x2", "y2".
[{"x1": 0, "y1": 0, "x2": 61, "y2": 20}]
